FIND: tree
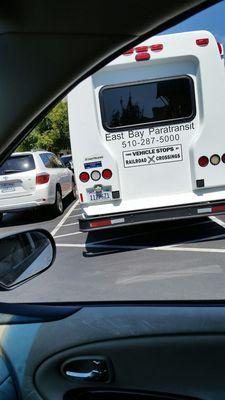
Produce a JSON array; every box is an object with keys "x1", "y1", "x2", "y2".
[{"x1": 17, "y1": 100, "x2": 71, "y2": 154}]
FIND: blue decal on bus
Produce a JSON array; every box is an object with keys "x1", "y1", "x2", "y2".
[{"x1": 84, "y1": 161, "x2": 102, "y2": 169}]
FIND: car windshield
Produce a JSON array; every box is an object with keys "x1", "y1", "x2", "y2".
[{"x1": 1, "y1": 1, "x2": 225, "y2": 303}]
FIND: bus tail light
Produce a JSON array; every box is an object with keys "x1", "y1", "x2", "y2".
[
  {"x1": 123, "y1": 48, "x2": 134, "y2": 55},
  {"x1": 36, "y1": 173, "x2": 50, "y2": 184},
  {"x1": 80, "y1": 193, "x2": 84, "y2": 202},
  {"x1": 102, "y1": 169, "x2": 112, "y2": 179},
  {"x1": 221, "y1": 154, "x2": 225, "y2": 163},
  {"x1": 212, "y1": 205, "x2": 225, "y2": 213},
  {"x1": 217, "y1": 42, "x2": 223, "y2": 55},
  {"x1": 79, "y1": 172, "x2": 90, "y2": 182},
  {"x1": 91, "y1": 170, "x2": 101, "y2": 181},
  {"x1": 150, "y1": 44, "x2": 163, "y2": 51},
  {"x1": 90, "y1": 217, "x2": 125, "y2": 228},
  {"x1": 212, "y1": 205, "x2": 225, "y2": 212},
  {"x1": 135, "y1": 46, "x2": 148, "y2": 53},
  {"x1": 196, "y1": 38, "x2": 209, "y2": 46},
  {"x1": 198, "y1": 156, "x2": 209, "y2": 167},
  {"x1": 135, "y1": 53, "x2": 150, "y2": 61},
  {"x1": 90, "y1": 220, "x2": 112, "y2": 228},
  {"x1": 210, "y1": 154, "x2": 220, "y2": 165}
]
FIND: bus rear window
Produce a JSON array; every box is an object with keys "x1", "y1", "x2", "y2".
[{"x1": 100, "y1": 76, "x2": 195, "y2": 130}]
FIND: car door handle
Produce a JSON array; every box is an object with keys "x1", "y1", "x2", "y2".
[
  {"x1": 62, "y1": 357, "x2": 112, "y2": 383},
  {"x1": 65, "y1": 368, "x2": 103, "y2": 381}
]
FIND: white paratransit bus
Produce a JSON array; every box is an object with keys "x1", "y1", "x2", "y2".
[{"x1": 68, "y1": 30, "x2": 225, "y2": 231}]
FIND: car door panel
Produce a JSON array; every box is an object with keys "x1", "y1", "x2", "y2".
[
  {"x1": 50, "y1": 154, "x2": 71, "y2": 197},
  {"x1": 63, "y1": 168, "x2": 72, "y2": 196},
  {"x1": 0, "y1": 355, "x2": 17, "y2": 400},
  {"x1": 35, "y1": 334, "x2": 225, "y2": 400},
  {"x1": 1, "y1": 304, "x2": 225, "y2": 400}
]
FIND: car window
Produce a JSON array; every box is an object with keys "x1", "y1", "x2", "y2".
[
  {"x1": 0, "y1": 154, "x2": 35, "y2": 175},
  {"x1": 40, "y1": 153, "x2": 64, "y2": 168},
  {"x1": 50, "y1": 155, "x2": 64, "y2": 168},
  {"x1": 40, "y1": 153, "x2": 51, "y2": 167},
  {"x1": 61, "y1": 156, "x2": 72, "y2": 164},
  {"x1": 2, "y1": 1, "x2": 225, "y2": 304}
]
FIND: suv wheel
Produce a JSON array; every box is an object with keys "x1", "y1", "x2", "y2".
[{"x1": 52, "y1": 187, "x2": 64, "y2": 216}]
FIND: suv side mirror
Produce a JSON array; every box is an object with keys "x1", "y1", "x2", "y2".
[{"x1": 0, "y1": 229, "x2": 55, "y2": 290}]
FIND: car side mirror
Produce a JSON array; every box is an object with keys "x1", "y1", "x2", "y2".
[{"x1": 0, "y1": 229, "x2": 56, "y2": 290}]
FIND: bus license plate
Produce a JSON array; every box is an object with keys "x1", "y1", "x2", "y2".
[
  {"x1": 88, "y1": 190, "x2": 112, "y2": 202},
  {"x1": 0, "y1": 184, "x2": 15, "y2": 193}
]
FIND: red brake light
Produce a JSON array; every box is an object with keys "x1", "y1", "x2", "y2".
[
  {"x1": 217, "y1": 42, "x2": 223, "y2": 55},
  {"x1": 90, "y1": 220, "x2": 112, "y2": 228},
  {"x1": 198, "y1": 156, "x2": 209, "y2": 167},
  {"x1": 150, "y1": 44, "x2": 163, "y2": 51},
  {"x1": 79, "y1": 171, "x2": 90, "y2": 182},
  {"x1": 196, "y1": 38, "x2": 209, "y2": 46},
  {"x1": 135, "y1": 53, "x2": 150, "y2": 62},
  {"x1": 123, "y1": 48, "x2": 134, "y2": 55},
  {"x1": 36, "y1": 173, "x2": 50, "y2": 185},
  {"x1": 212, "y1": 205, "x2": 225, "y2": 213},
  {"x1": 135, "y1": 46, "x2": 148, "y2": 53},
  {"x1": 102, "y1": 169, "x2": 112, "y2": 179}
]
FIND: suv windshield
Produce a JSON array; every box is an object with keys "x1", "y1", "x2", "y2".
[{"x1": 0, "y1": 155, "x2": 35, "y2": 175}]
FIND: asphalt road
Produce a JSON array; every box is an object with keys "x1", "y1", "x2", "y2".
[{"x1": 2, "y1": 197, "x2": 225, "y2": 302}]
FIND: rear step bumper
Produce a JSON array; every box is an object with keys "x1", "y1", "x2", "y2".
[{"x1": 79, "y1": 200, "x2": 225, "y2": 231}]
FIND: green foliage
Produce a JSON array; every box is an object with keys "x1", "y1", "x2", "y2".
[{"x1": 17, "y1": 101, "x2": 71, "y2": 154}]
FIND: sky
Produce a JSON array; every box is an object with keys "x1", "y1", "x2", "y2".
[{"x1": 162, "y1": 0, "x2": 225, "y2": 45}]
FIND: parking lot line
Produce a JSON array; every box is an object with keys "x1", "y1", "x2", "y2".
[
  {"x1": 56, "y1": 243, "x2": 86, "y2": 248},
  {"x1": 172, "y1": 232, "x2": 225, "y2": 246},
  {"x1": 67, "y1": 213, "x2": 82, "y2": 218},
  {"x1": 56, "y1": 242, "x2": 225, "y2": 254},
  {"x1": 54, "y1": 231, "x2": 82, "y2": 238},
  {"x1": 63, "y1": 222, "x2": 79, "y2": 227},
  {"x1": 210, "y1": 216, "x2": 225, "y2": 229},
  {"x1": 157, "y1": 246, "x2": 225, "y2": 253},
  {"x1": 51, "y1": 199, "x2": 79, "y2": 236}
]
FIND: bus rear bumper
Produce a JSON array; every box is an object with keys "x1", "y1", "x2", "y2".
[{"x1": 79, "y1": 200, "x2": 225, "y2": 231}]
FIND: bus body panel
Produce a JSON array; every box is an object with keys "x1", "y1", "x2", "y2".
[{"x1": 68, "y1": 30, "x2": 225, "y2": 227}]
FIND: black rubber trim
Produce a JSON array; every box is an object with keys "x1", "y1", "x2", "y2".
[
  {"x1": 3, "y1": 301, "x2": 225, "y2": 325},
  {"x1": 0, "y1": 303, "x2": 82, "y2": 324},
  {"x1": 79, "y1": 198, "x2": 225, "y2": 231},
  {"x1": 64, "y1": 388, "x2": 200, "y2": 400}
]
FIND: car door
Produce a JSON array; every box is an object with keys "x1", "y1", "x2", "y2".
[
  {"x1": 1, "y1": 303, "x2": 225, "y2": 400},
  {"x1": 48, "y1": 153, "x2": 72, "y2": 197}
]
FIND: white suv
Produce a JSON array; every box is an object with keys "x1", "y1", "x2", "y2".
[{"x1": 0, "y1": 150, "x2": 76, "y2": 221}]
